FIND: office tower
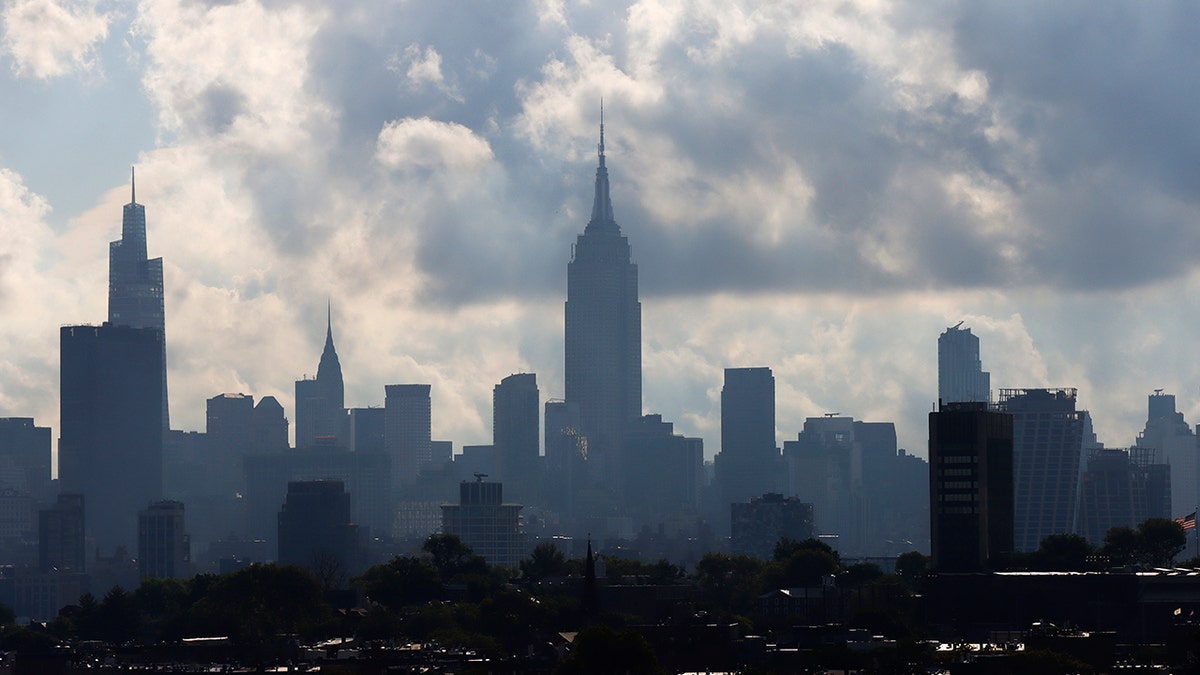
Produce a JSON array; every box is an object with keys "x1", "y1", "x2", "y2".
[
  {"x1": 441, "y1": 478, "x2": 524, "y2": 568},
  {"x1": 544, "y1": 400, "x2": 584, "y2": 515},
  {"x1": 244, "y1": 450, "x2": 390, "y2": 546},
  {"x1": 1078, "y1": 447, "x2": 1171, "y2": 546},
  {"x1": 59, "y1": 323, "x2": 164, "y2": 553},
  {"x1": 252, "y1": 396, "x2": 289, "y2": 452},
  {"x1": 349, "y1": 407, "x2": 386, "y2": 454},
  {"x1": 39, "y1": 494, "x2": 85, "y2": 573},
  {"x1": 999, "y1": 388, "x2": 1090, "y2": 552},
  {"x1": 929, "y1": 402, "x2": 1014, "y2": 572},
  {"x1": 385, "y1": 384, "x2": 432, "y2": 486},
  {"x1": 731, "y1": 494, "x2": 815, "y2": 560},
  {"x1": 493, "y1": 373, "x2": 539, "y2": 500},
  {"x1": 622, "y1": 414, "x2": 703, "y2": 525},
  {"x1": 783, "y1": 416, "x2": 901, "y2": 555},
  {"x1": 1135, "y1": 391, "x2": 1196, "y2": 519},
  {"x1": 138, "y1": 500, "x2": 189, "y2": 579},
  {"x1": 206, "y1": 393, "x2": 254, "y2": 495},
  {"x1": 564, "y1": 114, "x2": 642, "y2": 490},
  {"x1": 277, "y1": 480, "x2": 359, "y2": 578},
  {"x1": 938, "y1": 323, "x2": 990, "y2": 404},
  {"x1": 295, "y1": 305, "x2": 347, "y2": 449},
  {"x1": 108, "y1": 169, "x2": 168, "y2": 431},
  {"x1": 715, "y1": 367, "x2": 781, "y2": 518},
  {"x1": 0, "y1": 418, "x2": 52, "y2": 502}
]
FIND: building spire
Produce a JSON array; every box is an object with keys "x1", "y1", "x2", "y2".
[
  {"x1": 325, "y1": 299, "x2": 334, "y2": 350},
  {"x1": 130, "y1": 166, "x2": 136, "y2": 205},
  {"x1": 588, "y1": 101, "x2": 616, "y2": 229}
]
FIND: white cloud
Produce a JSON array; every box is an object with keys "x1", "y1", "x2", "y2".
[
  {"x1": 1, "y1": 0, "x2": 110, "y2": 78},
  {"x1": 375, "y1": 117, "x2": 494, "y2": 172}
]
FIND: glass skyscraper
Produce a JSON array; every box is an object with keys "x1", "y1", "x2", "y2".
[{"x1": 938, "y1": 323, "x2": 990, "y2": 405}]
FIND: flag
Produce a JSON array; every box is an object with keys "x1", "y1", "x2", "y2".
[{"x1": 1176, "y1": 512, "x2": 1196, "y2": 531}]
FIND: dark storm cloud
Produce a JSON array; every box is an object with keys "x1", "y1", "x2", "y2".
[{"x1": 952, "y1": 1, "x2": 1200, "y2": 290}]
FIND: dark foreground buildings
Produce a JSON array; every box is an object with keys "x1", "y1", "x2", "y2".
[{"x1": 928, "y1": 401, "x2": 1013, "y2": 571}]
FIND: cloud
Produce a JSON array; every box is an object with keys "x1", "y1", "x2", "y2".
[
  {"x1": 7, "y1": 0, "x2": 1200, "y2": 465},
  {"x1": 1, "y1": 0, "x2": 110, "y2": 79}
]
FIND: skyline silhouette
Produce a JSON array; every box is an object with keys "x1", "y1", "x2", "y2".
[{"x1": 2, "y1": 2, "x2": 1199, "y2": 459}]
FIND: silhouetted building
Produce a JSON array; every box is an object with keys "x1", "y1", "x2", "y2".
[
  {"x1": 999, "y1": 388, "x2": 1092, "y2": 552},
  {"x1": 493, "y1": 373, "x2": 539, "y2": 501},
  {"x1": 385, "y1": 384, "x2": 432, "y2": 486},
  {"x1": 252, "y1": 396, "x2": 289, "y2": 452},
  {"x1": 0, "y1": 418, "x2": 52, "y2": 503},
  {"x1": 938, "y1": 323, "x2": 990, "y2": 404},
  {"x1": 715, "y1": 368, "x2": 781, "y2": 526},
  {"x1": 138, "y1": 499, "x2": 189, "y2": 579},
  {"x1": 564, "y1": 115, "x2": 641, "y2": 493},
  {"x1": 277, "y1": 480, "x2": 359, "y2": 579},
  {"x1": 349, "y1": 407, "x2": 386, "y2": 454},
  {"x1": 1079, "y1": 447, "x2": 1171, "y2": 546},
  {"x1": 295, "y1": 306, "x2": 348, "y2": 449},
  {"x1": 243, "y1": 450, "x2": 390, "y2": 547},
  {"x1": 784, "y1": 416, "x2": 901, "y2": 555},
  {"x1": 59, "y1": 323, "x2": 164, "y2": 553},
  {"x1": 207, "y1": 393, "x2": 254, "y2": 495},
  {"x1": 929, "y1": 402, "x2": 1014, "y2": 571},
  {"x1": 731, "y1": 493, "x2": 814, "y2": 560},
  {"x1": 441, "y1": 479, "x2": 524, "y2": 568},
  {"x1": 39, "y1": 494, "x2": 84, "y2": 573},
  {"x1": 108, "y1": 169, "x2": 168, "y2": 432},
  {"x1": 622, "y1": 414, "x2": 703, "y2": 526},
  {"x1": 544, "y1": 400, "x2": 584, "y2": 516},
  {"x1": 1135, "y1": 391, "x2": 1195, "y2": 520}
]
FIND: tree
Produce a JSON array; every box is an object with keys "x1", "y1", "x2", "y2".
[
  {"x1": 423, "y1": 533, "x2": 488, "y2": 579},
  {"x1": 1138, "y1": 518, "x2": 1186, "y2": 567},
  {"x1": 520, "y1": 541, "x2": 566, "y2": 583},
  {"x1": 1101, "y1": 526, "x2": 1139, "y2": 567},
  {"x1": 694, "y1": 553, "x2": 765, "y2": 615},
  {"x1": 555, "y1": 625, "x2": 665, "y2": 675},
  {"x1": 1034, "y1": 534, "x2": 1094, "y2": 571},
  {"x1": 895, "y1": 551, "x2": 929, "y2": 580},
  {"x1": 354, "y1": 555, "x2": 443, "y2": 608}
]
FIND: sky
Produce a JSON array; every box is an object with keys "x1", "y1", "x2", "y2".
[{"x1": 2, "y1": 0, "x2": 1200, "y2": 463}]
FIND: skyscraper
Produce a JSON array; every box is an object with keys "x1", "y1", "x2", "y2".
[
  {"x1": 938, "y1": 323, "x2": 990, "y2": 405},
  {"x1": 999, "y1": 388, "x2": 1091, "y2": 552},
  {"x1": 929, "y1": 402, "x2": 1014, "y2": 572},
  {"x1": 108, "y1": 169, "x2": 169, "y2": 431},
  {"x1": 715, "y1": 367, "x2": 780, "y2": 519},
  {"x1": 385, "y1": 384, "x2": 432, "y2": 486},
  {"x1": 441, "y1": 478, "x2": 524, "y2": 568},
  {"x1": 138, "y1": 499, "x2": 189, "y2": 579},
  {"x1": 564, "y1": 113, "x2": 642, "y2": 490},
  {"x1": 295, "y1": 305, "x2": 347, "y2": 448},
  {"x1": 59, "y1": 323, "x2": 164, "y2": 552},
  {"x1": 1135, "y1": 391, "x2": 1195, "y2": 520},
  {"x1": 493, "y1": 373, "x2": 539, "y2": 494}
]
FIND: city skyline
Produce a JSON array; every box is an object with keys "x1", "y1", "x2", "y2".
[{"x1": 3, "y1": 2, "x2": 1200, "y2": 460}]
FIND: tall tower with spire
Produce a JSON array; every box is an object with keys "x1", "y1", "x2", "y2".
[
  {"x1": 295, "y1": 303, "x2": 348, "y2": 448},
  {"x1": 564, "y1": 108, "x2": 642, "y2": 493},
  {"x1": 108, "y1": 167, "x2": 169, "y2": 431}
]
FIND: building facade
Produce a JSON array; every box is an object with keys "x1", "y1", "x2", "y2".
[
  {"x1": 295, "y1": 306, "x2": 347, "y2": 449},
  {"x1": 441, "y1": 479, "x2": 524, "y2": 568},
  {"x1": 715, "y1": 367, "x2": 781, "y2": 523},
  {"x1": 731, "y1": 493, "x2": 815, "y2": 560},
  {"x1": 277, "y1": 480, "x2": 359, "y2": 579},
  {"x1": 138, "y1": 499, "x2": 189, "y2": 579},
  {"x1": 938, "y1": 323, "x2": 990, "y2": 405},
  {"x1": 929, "y1": 402, "x2": 1014, "y2": 572},
  {"x1": 493, "y1": 373, "x2": 540, "y2": 500},
  {"x1": 59, "y1": 323, "x2": 164, "y2": 553},
  {"x1": 108, "y1": 169, "x2": 168, "y2": 431},
  {"x1": 998, "y1": 388, "x2": 1090, "y2": 552},
  {"x1": 385, "y1": 384, "x2": 432, "y2": 487},
  {"x1": 564, "y1": 116, "x2": 641, "y2": 494}
]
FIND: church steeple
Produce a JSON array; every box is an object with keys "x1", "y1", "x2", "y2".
[{"x1": 587, "y1": 101, "x2": 617, "y2": 231}]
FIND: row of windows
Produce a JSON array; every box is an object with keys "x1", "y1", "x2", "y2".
[
  {"x1": 940, "y1": 480, "x2": 978, "y2": 489},
  {"x1": 940, "y1": 506, "x2": 979, "y2": 514},
  {"x1": 940, "y1": 456, "x2": 978, "y2": 464},
  {"x1": 940, "y1": 494, "x2": 977, "y2": 502}
]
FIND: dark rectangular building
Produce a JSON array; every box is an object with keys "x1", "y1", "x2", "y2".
[
  {"x1": 59, "y1": 323, "x2": 164, "y2": 553},
  {"x1": 929, "y1": 402, "x2": 1014, "y2": 571}
]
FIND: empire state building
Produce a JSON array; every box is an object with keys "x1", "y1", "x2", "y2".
[{"x1": 564, "y1": 114, "x2": 642, "y2": 489}]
